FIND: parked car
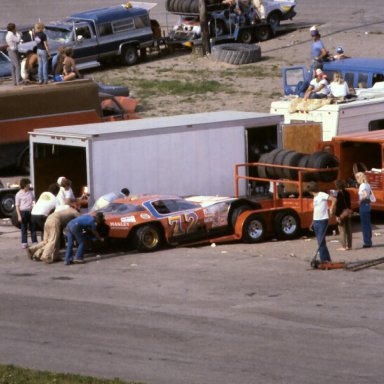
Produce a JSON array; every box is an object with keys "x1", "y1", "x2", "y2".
[
  {"x1": 0, "y1": 51, "x2": 11, "y2": 78},
  {"x1": 261, "y1": 0, "x2": 296, "y2": 27},
  {"x1": 96, "y1": 194, "x2": 262, "y2": 251},
  {"x1": 0, "y1": 24, "x2": 34, "y2": 54}
]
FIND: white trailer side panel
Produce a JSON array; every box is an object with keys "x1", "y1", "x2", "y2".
[{"x1": 91, "y1": 125, "x2": 245, "y2": 198}]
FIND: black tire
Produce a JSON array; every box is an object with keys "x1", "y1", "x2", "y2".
[
  {"x1": 274, "y1": 149, "x2": 293, "y2": 179},
  {"x1": 211, "y1": 43, "x2": 261, "y2": 65},
  {"x1": 267, "y1": 11, "x2": 281, "y2": 28},
  {"x1": 182, "y1": 0, "x2": 192, "y2": 14},
  {"x1": 283, "y1": 151, "x2": 305, "y2": 180},
  {"x1": 134, "y1": 224, "x2": 162, "y2": 252},
  {"x1": 209, "y1": 19, "x2": 226, "y2": 37},
  {"x1": 121, "y1": 46, "x2": 138, "y2": 66},
  {"x1": 238, "y1": 29, "x2": 253, "y2": 44},
  {"x1": 0, "y1": 193, "x2": 16, "y2": 217},
  {"x1": 308, "y1": 151, "x2": 339, "y2": 182},
  {"x1": 242, "y1": 213, "x2": 266, "y2": 243},
  {"x1": 298, "y1": 154, "x2": 311, "y2": 181},
  {"x1": 255, "y1": 25, "x2": 272, "y2": 42},
  {"x1": 273, "y1": 210, "x2": 301, "y2": 240},
  {"x1": 265, "y1": 148, "x2": 283, "y2": 179},
  {"x1": 257, "y1": 153, "x2": 269, "y2": 179},
  {"x1": 230, "y1": 204, "x2": 253, "y2": 228}
]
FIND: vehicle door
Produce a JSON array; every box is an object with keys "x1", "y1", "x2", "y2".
[
  {"x1": 282, "y1": 65, "x2": 308, "y2": 96},
  {"x1": 72, "y1": 22, "x2": 98, "y2": 63}
]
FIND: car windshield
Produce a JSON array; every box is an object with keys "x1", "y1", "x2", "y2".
[
  {"x1": 97, "y1": 202, "x2": 146, "y2": 214},
  {"x1": 45, "y1": 26, "x2": 72, "y2": 43},
  {"x1": 152, "y1": 199, "x2": 201, "y2": 214}
]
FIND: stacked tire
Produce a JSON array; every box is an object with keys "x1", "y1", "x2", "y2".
[
  {"x1": 166, "y1": 0, "x2": 222, "y2": 15},
  {"x1": 257, "y1": 149, "x2": 339, "y2": 182}
]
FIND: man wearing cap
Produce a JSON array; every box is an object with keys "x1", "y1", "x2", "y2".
[
  {"x1": 333, "y1": 46, "x2": 350, "y2": 60},
  {"x1": 310, "y1": 27, "x2": 328, "y2": 68},
  {"x1": 64, "y1": 212, "x2": 106, "y2": 265},
  {"x1": 303, "y1": 68, "x2": 330, "y2": 100}
]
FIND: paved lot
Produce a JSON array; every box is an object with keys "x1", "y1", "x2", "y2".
[{"x1": 1, "y1": 217, "x2": 384, "y2": 383}]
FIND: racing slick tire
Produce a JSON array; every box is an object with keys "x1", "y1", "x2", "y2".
[
  {"x1": 265, "y1": 148, "x2": 283, "y2": 179},
  {"x1": 257, "y1": 153, "x2": 269, "y2": 179},
  {"x1": 0, "y1": 193, "x2": 15, "y2": 218},
  {"x1": 242, "y1": 213, "x2": 266, "y2": 243},
  {"x1": 307, "y1": 151, "x2": 339, "y2": 182},
  {"x1": 273, "y1": 210, "x2": 300, "y2": 240},
  {"x1": 230, "y1": 203, "x2": 261, "y2": 228},
  {"x1": 166, "y1": 0, "x2": 220, "y2": 14},
  {"x1": 134, "y1": 224, "x2": 163, "y2": 252},
  {"x1": 283, "y1": 151, "x2": 305, "y2": 180},
  {"x1": 273, "y1": 149, "x2": 293, "y2": 179},
  {"x1": 211, "y1": 43, "x2": 261, "y2": 65}
]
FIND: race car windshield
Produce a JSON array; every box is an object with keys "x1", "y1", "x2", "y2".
[{"x1": 97, "y1": 203, "x2": 145, "y2": 214}]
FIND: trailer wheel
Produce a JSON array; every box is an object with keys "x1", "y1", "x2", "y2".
[
  {"x1": 134, "y1": 224, "x2": 162, "y2": 252},
  {"x1": 238, "y1": 29, "x2": 253, "y2": 44},
  {"x1": 0, "y1": 193, "x2": 16, "y2": 217},
  {"x1": 242, "y1": 213, "x2": 265, "y2": 243},
  {"x1": 255, "y1": 25, "x2": 272, "y2": 42},
  {"x1": 211, "y1": 43, "x2": 261, "y2": 65},
  {"x1": 122, "y1": 46, "x2": 139, "y2": 66},
  {"x1": 273, "y1": 210, "x2": 300, "y2": 240},
  {"x1": 267, "y1": 11, "x2": 281, "y2": 28}
]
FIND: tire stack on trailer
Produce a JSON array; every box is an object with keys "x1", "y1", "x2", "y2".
[
  {"x1": 257, "y1": 149, "x2": 339, "y2": 183},
  {"x1": 166, "y1": 0, "x2": 222, "y2": 15}
]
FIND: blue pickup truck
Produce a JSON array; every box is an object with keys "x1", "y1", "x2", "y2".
[{"x1": 18, "y1": 3, "x2": 158, "y2": 68}]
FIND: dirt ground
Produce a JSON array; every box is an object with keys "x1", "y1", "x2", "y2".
[{"x1": 88, "y1": 26, "x2": 384, "y2": 118}]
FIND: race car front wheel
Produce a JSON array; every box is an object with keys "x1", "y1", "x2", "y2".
[{"x1": 134, "y1": 224, "x2": 162, "y2": 252}]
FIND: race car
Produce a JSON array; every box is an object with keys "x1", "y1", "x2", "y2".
[{"x1": 96, "y1": 194, "x2": 263, "y2": 251}]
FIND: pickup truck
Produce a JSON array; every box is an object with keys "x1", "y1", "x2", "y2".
[{"x1": 18, "y1": 3, "x2": 159, "y2": 69}]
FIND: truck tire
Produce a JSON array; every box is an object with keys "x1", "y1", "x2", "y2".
[
  {"x1": 0, "y1": 193, "x2": 16, "y2": 218},
  {"x1": 273, "y1": 210, "x2": 300, "y2": 240},
  {"x1": 134, "y1": 224, "x2": 162, "y2": 252},
  {"x1": 242, "y1": 213, "x2": 265, "y2": 243},
  {"x1": 211, "y1": 43, "x2": 261, "y2": 65},
  {"x1": 255, "y1": 25, "x2": 272, "y2": 42},
  {"x1": 122, "y1": 46, "x2": 139, "y2": 66},
  {"x1": 308, "y1": 152, "x2": 339, "y2": 182}
]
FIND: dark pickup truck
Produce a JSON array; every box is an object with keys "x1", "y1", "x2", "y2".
[{"x1": 18, "y1": 3, "x2": 158, "y2": 69}]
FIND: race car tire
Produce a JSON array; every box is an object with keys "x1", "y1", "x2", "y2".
[
  {"x1": 265, "y1": 148, "x2": 283, "y2": 179},
  {"x1": 0, "y1": 193, "x2": 15, "y2": 218},
  {"x1": 297, "y1": 154, "x2": 311, "y2": 181},
  {"x1": 257, "y1": 153, "x2": 269, "y2": 179},
  {"x1": 273, "y1": 149, "x2": 293, "y2": 179},
  {"x1": 211, "y1": 43, "x2": 261, "y2": 65},
  {"x1": 273, "y1": 210, "x2": 301, "y2": 240},
  {"x1": 134, "y1": 224, "x2": 162, "y2": 252},
  {"x1": 307, "y1": 151, "x2": 339, "y2": 182},
  {"x1": 283, "y1": 151, "x2": 305, "y2": 180},
  {"x1": 242, "y1": 213, "x2": 266, "y2": 243},
  {"x1": 167, "y1": 0, "x2": 221, "y2": 14},
  {"x1": 230, "y1": 204, "x2": 253, "y2": 228}
]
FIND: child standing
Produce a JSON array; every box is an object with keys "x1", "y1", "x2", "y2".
[{"x1": 15, "y1": 178, "x2": 37, "y2": 248}]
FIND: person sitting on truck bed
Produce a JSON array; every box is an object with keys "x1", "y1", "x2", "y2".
[
  {"x1": 329, "y1": 71, "x2": 355, "y2": 100},
  {"x1": 303, "y1": 68, "x2": 330, "y2": 100},
  {"x1": 62, "y1": 47, "x2": 81, "y2": 81}
]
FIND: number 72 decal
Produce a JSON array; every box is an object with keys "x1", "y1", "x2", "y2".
[{"x1": 168, "y1": 212, "x2": 199, "y2": 236}]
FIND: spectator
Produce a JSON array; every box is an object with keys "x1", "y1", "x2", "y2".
[
  {"x1": 64, "y1": 212, "x2": 106, "y2": 265},
  {"x1": 355, "y1": 172, "x2": 375, "y2": 248},
  {"x1": 34, "y1": 22, "x2": 51, "y2": 84},
  {"x1": 303, "y1": 68, "x2": 330, "y2": 100},
  {"x1": 334, "y1": 179, "x2": 352, "y2": 251},
  {"x1": 310, "y1": 26, "x2": 329, "y2": 69},
  {"x1": 15, "y1": 178, "x2": 37, "y2": 248},
  {"x1": 90, "y1": 188, "x2": 130, "y2": 212},
  {"x1": 52, "y1": 46, "x2": 65, "y2": 81},
  {"x1": 31, "y1": 183, "x2": 60, "y2": 240},
  {"x1": 329, "y1": 71, "x2": 351, "y2": 99},
  {"x1": 308, "y1": 181, "x2": 336, "y2": 263},
  {"x1": 333, "y1": 46, "x2": 350, "y2": 60},
  {"x1": 21, "y1": 46, "x2": 38, "y2": 82},
  {"x1": 5, "y1": 22, "x2": 22, "y2": 85},
  {"x1": 62, "y1": 47, "x2": 81, "y2": 81},
  {"x1": 57, "y1": 176, "x2": 76, "y2": 206}
]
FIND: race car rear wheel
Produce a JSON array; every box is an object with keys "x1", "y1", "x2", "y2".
[
  {"x1": 242, "y1": 213, "x2": 265, "y2": 243},
  {"x1": 134, "y1": 224, "x2": 162, "y2": 252}
]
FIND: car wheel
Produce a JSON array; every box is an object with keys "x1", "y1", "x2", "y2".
[
  {"x1": 273, "y1": 210, "x2": 300, "y2": 240},
  {"x1": 242, "y1": 213, "x2": 265, "y2": 243},
  {"x1": 134, "y1": 224, "x2": 162, "y2": 252},
  {"x1": 211, "y1": 43, "x2": 261, "y2": 65},
  {"x1": 238, "y1": 30, "x2": 253, "y2": 44},
  {"x1": 0, "y1": 193, "x2": 16, "y2": 218},
  {"x1": 267, "y1": 11, "x2": 281, "y2": 28},
  {"x1": 230, "y1": 204, "x2": 253, "y2": 227},
  {"x1": 255, "y1": 25, "x2": 272, "y2": 42},
  {"x1": 122, "y1": 46, "x2": 138, "y2": 66}
]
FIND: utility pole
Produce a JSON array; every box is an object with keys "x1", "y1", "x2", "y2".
[{"x1": 199, "y1": 0, "x2": 210, "y2": 55}]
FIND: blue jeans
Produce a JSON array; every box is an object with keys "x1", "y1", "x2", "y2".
[
  {"x1": 20, "y1": 210, "x2": 37, "y2": 245},
  {"x1": 64, "y1": 222, "x2": 86, "y2": 263},
  {"x1": 359, "y1": 201, "x2": 372, "y2": 246},
  {"x1": 313, "y1": 219, "x2": 331, "y2": 262},
  {"x1": 37, "y1": 49, "x2": 48, "y2": 83}
]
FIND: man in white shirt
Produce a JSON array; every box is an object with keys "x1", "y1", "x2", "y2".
[
  {"x1": 308, "y1": 181, "x2": 336, "y2": 263},
  {"x1": 304, "y1": 68, "x2": 330, "y2": 100},
  {"x1": 5, "y1": 22, "x2": 22, "y2": 85}
]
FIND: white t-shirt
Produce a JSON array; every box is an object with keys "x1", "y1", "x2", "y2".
[
  {"x1": 330, "y1": 81, "x2": 349, "y2": 97},
  {"x1": 358, "y1": 182, "x2": 373, "y2": 201},
  {"x1": 309, "y1": 78, "x2": 330, "y2": 96},
  {"x1": 57, "y1": 186, "x2": 76, "y2": 205},
  {"x1": 32, "y1": 192, "x2": 58, "y2": 216},
  {"x1": 313, "y1": 191, "x2": 330, "y2": 220}
]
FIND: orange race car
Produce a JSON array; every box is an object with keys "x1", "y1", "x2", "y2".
[{"x1": 95, "y1": 194, "x2": 263, "y2": 252}]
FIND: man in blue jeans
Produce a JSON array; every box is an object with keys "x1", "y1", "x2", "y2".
[
  {"x1": 64, "y1": 212, "x2": 105, "y2": 265},
  {"x1": 308, "y1": 181, "x2": 336, "y2": 263}
]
